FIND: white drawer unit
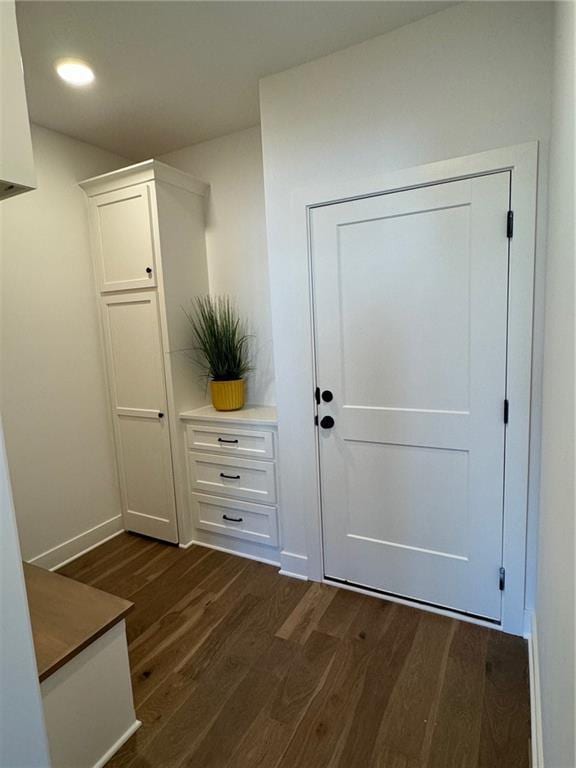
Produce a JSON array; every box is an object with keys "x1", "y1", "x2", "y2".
[
  {"x1": 180, "y1": 406, "x2": 279, "y2": 556},
  {"x1": 193, "y1": 494, "x2": 278, "y2": 547},
  {"x1": 185, "y1": 424, "x2": 274, "y2": 460},
  {"x1": 188, "y1": 452, "x2": 276, "y2": 505}
]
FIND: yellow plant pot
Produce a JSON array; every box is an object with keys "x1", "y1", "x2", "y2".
[{"x1": 210, "y1": 379, "x2": 245, "y2": 411}]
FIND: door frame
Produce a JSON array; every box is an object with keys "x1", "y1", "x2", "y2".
[{"x1": 289, "y1": 142, "x2": 538, "y2": 635}]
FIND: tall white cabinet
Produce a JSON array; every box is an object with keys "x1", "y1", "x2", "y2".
[{"x1": 80, "y1": 160, "x2": 209, "y2": 543}]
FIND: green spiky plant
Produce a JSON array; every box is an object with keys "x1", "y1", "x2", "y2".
[{"x1": 184, "y1": 295, "x2": 252, "y2": 382}]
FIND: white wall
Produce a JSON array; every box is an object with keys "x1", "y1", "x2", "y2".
[
  {"x1": 537, "y1": 3, "x2": 575, "y2": 766},
  {"x1": 259, "y1": 2, "x2": 553, "y2": 577},
  {"x1": 161, "y1": 127, "x2": 275, "y2": 405},
  {"x1": 1, "y1": 124, "x2": 127, "y2": 565}
]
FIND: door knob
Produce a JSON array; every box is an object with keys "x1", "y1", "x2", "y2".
[
  {"x1": 320, "y1": 415, "x2": 335, "y2": 429},
  {"x1": 158, "y1": 412, "x2": 164, "y2": 418},
  {"x1": 321, "y1": 390, "x2": 334, "y2": 402},
  {"x1": 146, "y1": 267, "x2": 152, "y2": 275}
]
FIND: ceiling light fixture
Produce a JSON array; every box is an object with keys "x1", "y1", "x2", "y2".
[{"x1": 55, "y1": 58, "x2": 95, "y2": 87}]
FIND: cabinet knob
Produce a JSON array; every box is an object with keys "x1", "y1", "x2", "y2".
[
  {"x1": 146, "y1": 267, "x2": 152, "y2": 275},
  {"x1": 158, "y1": 412, "x2": 164, "y2": 419}
]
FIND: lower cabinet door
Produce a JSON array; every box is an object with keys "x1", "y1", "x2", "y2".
[
  {"x1": 116, "y1": 413, "x2": 178, "y2": 542},
  {"x1": 101, "y1": 291, "x2": 178, "y2": 543}
]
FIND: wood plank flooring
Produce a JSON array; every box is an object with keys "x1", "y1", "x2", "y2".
[{"x1": 58, "y1": 533, "x2": 531, "y2": 768}]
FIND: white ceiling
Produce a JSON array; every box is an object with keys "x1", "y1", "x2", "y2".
[{"x1": 16, "y1": 1, "x2": 454, "y2": 160}]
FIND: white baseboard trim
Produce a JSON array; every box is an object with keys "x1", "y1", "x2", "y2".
[
  {"x1": 523, "y1": 608, "x2": 533, "y2": 640},
  {"x1": 527, "y1": 611, "x2": 544, "y2": 768},
  {"x1": 92, "y1": 719, "x2": 141, "y2": 768},
  {"x1": 278, "y1": 569, "x2": 309, "y2": 581},
  {"x1": 180, "y1": 538, "x2": 280, "y2": 568},
  {"x1": 27, "y1": 515, "x2": 123, "y2": 571},
  {"x1": 279, "y1": 550, "x2": 309, "y2": 580}
]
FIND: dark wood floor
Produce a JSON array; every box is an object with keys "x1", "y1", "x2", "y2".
[{"x1": 58, "y1": 533, "x2": 531, "y2": 768}]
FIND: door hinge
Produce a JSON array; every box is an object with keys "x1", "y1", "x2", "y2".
[
  {"x1": 315, "y1": 386, "x2": 321, "y2": 405},
  {"x1": 499, "y1": 567, "x2": 506, "y2": 591},
  {"x1": 507, "y1": 210, "x2": 514, "y2": 239},
  {"x1": 314, "y1": 414, "x2": 319, "y2": 426},
  {"x1": 504, "y1": 398, "x2": 509, "y2": 424}
]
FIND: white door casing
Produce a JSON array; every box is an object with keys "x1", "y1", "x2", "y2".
[
  {"x1": 312, "y1": 173, "x2": 510, "y2": 620},
  {"x1": 101, "y1": 291, "x2": 178, "y2": 542}
]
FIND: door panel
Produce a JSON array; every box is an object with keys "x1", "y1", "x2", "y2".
[
  {"x1": 312, "y1": 173, "x2": 510, "y2": 620},
  {"x1": 91, "y1": 185, "x2": 157, "y2": 292},
  {"x1": 117, "y1": 416, "x2": 177, "y2": 540},
  {"x1": 345, "y1": 442, "x2": 468, "y2": 558},
  {"x1": 101, "y1": 292, "x2": 178, "y2": 542},
  {"x1": 338, "y1": 205, "x2": 470, "y2": 411},
  {"x1": 106, "y1": 294, "x2": 166, "y2": 409}
]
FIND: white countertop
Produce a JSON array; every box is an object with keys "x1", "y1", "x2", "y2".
[{"x1": 179, "y1": 404, "x2": 277, "y2": 426}]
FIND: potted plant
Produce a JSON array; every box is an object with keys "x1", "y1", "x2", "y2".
[{"x1": 185, "y1": 295, "x2": 251, "y2": 411}]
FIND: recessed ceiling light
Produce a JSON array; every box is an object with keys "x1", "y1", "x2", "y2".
[{"x1": 55, "y1": 58, "x2": 95, "y2": 87}]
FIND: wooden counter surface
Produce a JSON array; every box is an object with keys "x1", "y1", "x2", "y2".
[{"x1": 24, "y1": 563, "x2": 133, "y2": 682}]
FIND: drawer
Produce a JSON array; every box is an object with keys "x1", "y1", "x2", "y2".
[
  {"x1": 192, "y1": 494, "x2": 278, "y2": 547},
  {"x1": 186, "y1": 423, "x2": 274, "y2": 460},
  {"x1": 188, "y1": 452, "x2": 277, "y2": 505}
]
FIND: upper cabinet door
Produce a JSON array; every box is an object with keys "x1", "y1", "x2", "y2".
[{"x1": 90, "y1": 184, "x2": 158, "y2": 292}]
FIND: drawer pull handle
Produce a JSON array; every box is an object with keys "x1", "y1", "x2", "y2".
[
  {"x1": 220, "y1": 472, "x2": 240, "y2": 480},
  {"x1": 218, "y1": 438, "x2": 239, "y2": 444},
  {"x1": 223, "y1": 514, "x2": 243, "y2": 523}
]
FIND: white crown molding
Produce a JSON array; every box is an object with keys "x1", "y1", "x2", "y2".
[{"x1": 79, "y1": 159, "x2": 209, "y2": 198}]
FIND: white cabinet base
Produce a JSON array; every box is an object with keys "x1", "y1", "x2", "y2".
[
  {"x1": 180, "y1": 534, "x2": 281, "y2": 568},
  {"x1": 180, "y1": 406, "x2": 281, "y2": 565},
  {"x1": 41, "y1": 621, "x2": 139, "y2": 768}
]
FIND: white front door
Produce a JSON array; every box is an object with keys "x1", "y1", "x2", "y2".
[
  {"x1": 101, "y1": 291, "x2": 178, "y2": 543},
  {"x1": 311, "y1": 172, "x2": 510, "y2": 620}
]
